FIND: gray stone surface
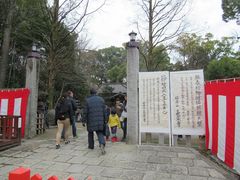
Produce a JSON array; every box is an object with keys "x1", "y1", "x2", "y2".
[
  {"x1": 66, "y1": 164, "x2": 87, "y2": 173},
  {"x1": 188, "y1": 167, "x2": 209, "y2": 177},
  {"x1": 143, "y1": 171, "x2": 171, "y2": 180},
  {"x1": 157, "y1": 164, "x2": 188, "y2": 175},
  {"x1": 54, "y1": 155, "x2": 73, "y2": 162},
  {"x1": 171, "y1": 174, "x2": 207, "y2": 180},
  {"x1": 147, "y1": 155, "x2": 171, "y2": 164},
  {"x1": 48, "y1": 162, "x2": 71, "y2": 171},
  {"x1": 178, "y1": 152, "x2": 197, "y2": 159},
  {"x1": 101, "y1": 167, "x2": 123, "y2": 178},
  {"x1": 194, "y1": 159, "x2": 211, "y2": 167},
  {"x1": 172, "y1": 158, "x2": 194, "y2": 166},
  {"x1": 0, "y1": 125, "x2": 237, "y2": 179},
  {"x1": 120, "y1": 170, "x2": 145, "y2": 180},
  {"x1": 83, "y1": 157, "x2": 103, "y2": 166},
  {"x1": 81, "y1": 165, "x2": 104, "y2": 176},
  {"x1": 25, "y1": 58, "x2": 39, "y2": 138},
  {"x1": 208, "y1": 169, "x2": 226, "y2": 179},
  {"x1": 127, "y1": 44, "x2": 139, "y2": 144}
]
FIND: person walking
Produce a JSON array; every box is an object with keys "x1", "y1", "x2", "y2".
[
  {"x1": 68, "y1": 90, "x2": 78, "y2": 137},
  {"x1": 61, "y1": 90, "x2": 78, "y2": 139},
  {"x1": 105, "y1": 105, "x2": 111, "y2": 141},
  {"x1": 108, "y1": 107, "x2": 121, "y2": 142},
  {"x1": 55, "y1": 93, "x2": 74, "y2": 149},
  {"x1": 83, "y1": 88, "x2": 107, "y2": 155},
  {"x1": 121, "y1": 95, "x2": 127, "y2": 142}
]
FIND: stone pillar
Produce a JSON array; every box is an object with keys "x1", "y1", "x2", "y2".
[
  {"x1": 126, "y1": 31, "x2": 139, "y2": 144},
  {"x1": 25, "y1": 49, "x2": 40, "y2": 138}
]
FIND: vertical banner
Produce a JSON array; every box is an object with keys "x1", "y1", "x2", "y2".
[
  {"x1": 0, "y1": 89, "x2": 30, "y2": 137},
  {"x1": 205, "y1": 80, "x2": 240, "y2": 173},
  {"x1": 139, "y1": 72, "x2": 170, "y2": 133},
  {"x1": 170, "y1": 70, "x2": 205, "y2": 135}
]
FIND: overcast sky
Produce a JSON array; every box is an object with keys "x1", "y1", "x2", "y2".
[{"x1": 86, "y1": 0, "x2": 239, "y2": 49}]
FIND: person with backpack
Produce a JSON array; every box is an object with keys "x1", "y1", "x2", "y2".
[
  {"x1": 55, "y1": 92, "x2": 74, "y2": 149},
  {"x1": 61, "y1": 90, "x2": 78, "y2": 139}
]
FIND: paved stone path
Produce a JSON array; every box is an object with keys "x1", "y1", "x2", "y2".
[{"x1": 0, "y1": 126, "x2": 238, "y2": 180}]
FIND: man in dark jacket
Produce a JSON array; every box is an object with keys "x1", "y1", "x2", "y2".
[{"x1": 83, "y1": 88, "x2": 106, "y2": 154}]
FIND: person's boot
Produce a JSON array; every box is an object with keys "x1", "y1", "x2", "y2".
[
  {"x1": 121, "y1": 138, "x2": 126, "y2": 142},
  {"x1": 121, "y1": 136, "x2": 126, "y2": 142},
  {"x1": 65, "y1": 140, "x2": 70, "y2": 144},
  {"x1": 56, "y1": 144, "x2": 60, "y2": 149},
  {"x1": 115, "y1": 137, "x2": 119, "y2": 142},
  {"x1": 100, "y1": 144, "x2": 106, "y2": 155}
]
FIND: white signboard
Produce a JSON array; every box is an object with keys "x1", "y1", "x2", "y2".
[
  {"x1": 139, "y1": 72, "x2": 170, "y2": 133},
  {"x1": 170, "y1": 70, "x2": 205, "y2": 135}
]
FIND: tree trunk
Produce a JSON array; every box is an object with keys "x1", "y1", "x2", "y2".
[
  {"x1": 47, "y1": 0, "x2": 59, "y2": 109},
  {"x1": 48, "y1": 65, "x2": 55, "y2": 109},
  {"x1": 0, "y1": 0, "x2": 15, "y2": 88},
  {"x1": 148, "y1": 0, "x2": 153, "y2": 71}
]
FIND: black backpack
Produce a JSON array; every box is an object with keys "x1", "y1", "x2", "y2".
[{"x1": 57, "y1": 100, "x2": 69, "y2": 120}]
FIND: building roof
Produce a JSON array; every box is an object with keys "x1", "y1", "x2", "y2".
[{"x1": 98, "y1": 83, "x2": 127, "y2": 94}]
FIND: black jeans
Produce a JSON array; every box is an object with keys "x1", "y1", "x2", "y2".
[
  {"x1": 121, "y1": 118, "x2": 127, "y2": 139},
  {"x1": 88, "y1": 130, "x2": 105, "y2": 149}
]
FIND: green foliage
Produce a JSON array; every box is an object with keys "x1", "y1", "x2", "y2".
[
  {"x1": 205, "y1": 57, "x2": 240, "y2": 80},
  {"x1": 222, "y1": 0, "x2": 240, "y2": 22},
  {"x1": 107, "y1": 63, "x2": 126, "y2": 83},
  {"x1": 98, "y1": 46, "x2": 126, "y2": 68},
  {"x1": 152, "y1": 45, "x2": 171, "y2": 71},
  {"x1": 14, "y1": 0, "x2": 49, "y2": 53},
  {"x1": 172, "y1": 33, "x2": 238, "y2": 70},
  {"x1": 0, "y1": 0, "x2": 8, "y2": 40},
  {"x1": 78, "y1": 46, "x2": 127, "y2": 85},
  {"x1": 2, "y1": 0, "x2": 89, "y2": 107},
  {"x1": 138, "y1": 41, "x2": 171, "y2": 71}
]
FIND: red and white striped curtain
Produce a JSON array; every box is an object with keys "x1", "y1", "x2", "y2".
[
  {"x1": 205, "y1": 80, "x2": 240, "y2": 173},
  {"x1": 0, "y1": 89, "x2": 30, "y2": 137}
]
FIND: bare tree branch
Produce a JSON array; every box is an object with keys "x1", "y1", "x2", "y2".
[
  {"x1": 55, "y1": 0, "x2": 106, "y2": 50},
  {"x1": 136, "y1": 0, "x2": 188, "y2": 71}
]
